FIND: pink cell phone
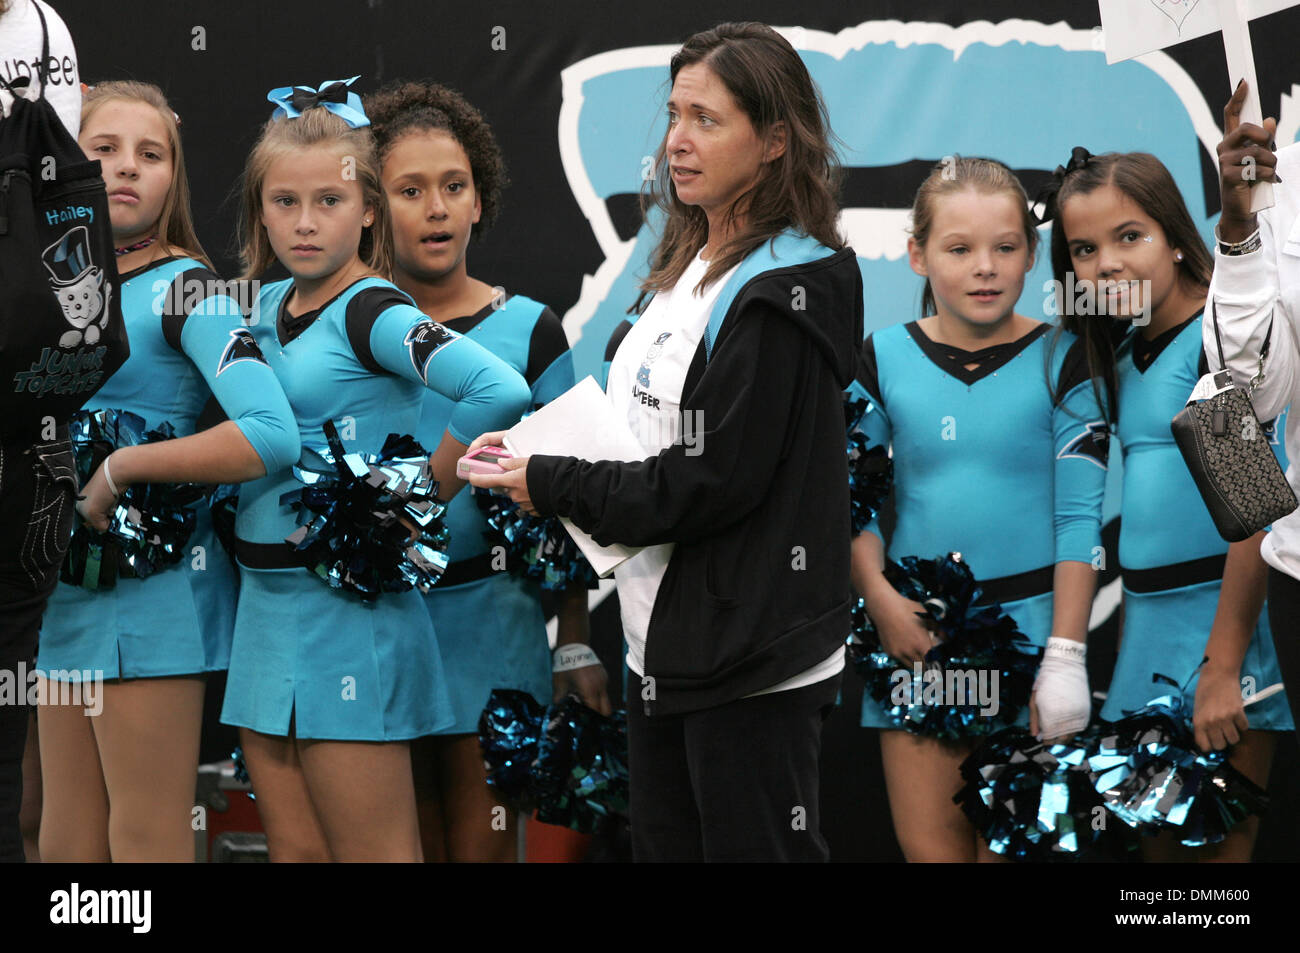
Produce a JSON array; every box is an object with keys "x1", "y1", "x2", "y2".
[{"x1": 457, "y1": 445, "x2": 512, "y2": 477}]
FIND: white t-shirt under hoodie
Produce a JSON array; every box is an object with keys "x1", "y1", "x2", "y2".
[
  {"x1": 606, "y1": 250, "x2": 844, "y2": 696},
  {"x1": 0, "y1": 0, "x2": 81, "y2": 138}
]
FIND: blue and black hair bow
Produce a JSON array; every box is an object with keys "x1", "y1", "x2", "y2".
[
  {"x1": 266, "y1": 75, "x2": 369, "y2": 128},
  {"x1": 1033, "y1": 145, "x2": 1095, "y2": 225}
]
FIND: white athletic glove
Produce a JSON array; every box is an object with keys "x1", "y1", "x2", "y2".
[{"x1": 1032, "y1": 637, "x2": 1090, "y2": 740}]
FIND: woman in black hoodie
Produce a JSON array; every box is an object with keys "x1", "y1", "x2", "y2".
[{"x1": 469, "y1": 21, "x2": 862, "y2": 862}]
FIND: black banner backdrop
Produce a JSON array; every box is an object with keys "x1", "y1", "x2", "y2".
[
  {"x1": 50, "y1": 0, "x2": 1300, "y2": 861},
  {"x1": 51, "y1": 2, "x2": 1300, "y2": 332}
]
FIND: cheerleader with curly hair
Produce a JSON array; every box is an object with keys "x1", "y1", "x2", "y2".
[{"x1": 366, "y1": 80, "x2": 606, "y2": 863}]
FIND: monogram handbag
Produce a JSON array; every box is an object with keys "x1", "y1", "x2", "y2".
[{"x1": 1171, "y1": 302, "x2": 1298, "y2": 543}]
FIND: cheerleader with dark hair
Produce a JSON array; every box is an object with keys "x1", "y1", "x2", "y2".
[
  {"x1": 365, "y1": 79, "x2": 606, "y2": 862},
  {"x1": 1050, "y1": 147, "x2": 1292, "y2": 862}
]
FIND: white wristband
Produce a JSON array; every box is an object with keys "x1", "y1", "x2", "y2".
[
  {"x1": 1035, "y1": 637, "x2": 1091, "y2": 740},
  {"x1": 553, "y1": 644, "x2": 600, "y2": 673},
  {"x1": 1043, "y1": 636, "x2": 1086, "y2": 663},
  {"x1": 103, "y1": 453, "x2": 121, "y2": 498}
]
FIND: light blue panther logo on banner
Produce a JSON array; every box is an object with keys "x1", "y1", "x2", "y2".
[
  {"x1": 555, "y1": 18, "x2": 1300, "y2": 623},
  {"x1": 555, "y1": 19, "x2": 1281, "y2": 375}
]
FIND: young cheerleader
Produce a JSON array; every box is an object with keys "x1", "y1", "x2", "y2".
[
  {"x1": 364, "y1": 80, "x2": 606, "y2": 863},
  {"x1": 1052, "y1": 148, "x2": 1293, "y2": 862},
  {"x1": 850, "y1": 157, "x2": 1108, "y2": 862},
  {"x1": 0, "y1": 0, "x2": 85, "y2": 866},
  {"x1": 36, "y1": 81, "x2": 301, "y2": 862},
  {"x1": 220, "y1": 78, "x2": 531, "y2": 862}
]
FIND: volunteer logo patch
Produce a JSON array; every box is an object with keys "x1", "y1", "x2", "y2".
[{"x1": 636, "y1": 332, "x2": 672, "y2": 388}]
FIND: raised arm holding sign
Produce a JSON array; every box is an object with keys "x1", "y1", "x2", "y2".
[
  {"x1": 1099, "y1": 0, "x2": 1299, "y2": 211},
  {"x1": 1218, "y1": 79, "x2": 1279, "y2": 241}
]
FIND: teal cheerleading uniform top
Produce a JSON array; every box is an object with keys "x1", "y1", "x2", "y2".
[
  {"x1": 220, "y1": 276, "x2": 532, "y2": 741},
  {"x1": 420, "y1": 295, "x2": 572, "y2": 564},
  {"x1": 853, "y1": 320, "x2": 1110, "y2": 728},
  {"x1": 38, "y1": 256, "x2": 300, "y2": 680},
  {"x1": 1103, "y1": 313, "x2": 1293, "y2": 728},
  {"x1": 416, "y1": 293, "x2": 575, "y2": 734},
  {"x1": 856, "y1": 321, "x2": 1109, "y2": 574}
]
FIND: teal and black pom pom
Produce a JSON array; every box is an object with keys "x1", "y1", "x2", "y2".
[
  {"x1": 847, "y1": 553, "x2": 1042, "y2": 740},
  {"x1": 473, "y1": 490, "x2": 600, "y2": 592},
  {"x1": 478, "y1": 688, "x2": 627, "y2": 835},
  {"x1": 844, "y1": 396, "x2": 892, "y2": 536},
  {"x1": 62, "y1": 409, "x2": 207, "y2": 590},
  {"x1": 279, "y1": 420, "x2": 450, "y2": 601},
  {"x1": 1088, "y1": 675, "x2": 1269, "y2": 847}
]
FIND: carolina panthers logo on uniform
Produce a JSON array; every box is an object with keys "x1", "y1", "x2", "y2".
[
  {"x1": 1057, "y1": 420, "x2": 1110, "y2": 469},
  {"x1": 405, "y1": 320, "x2": 457, "y2": 384},
  {"x1": 215, "y1": 328, "x2": 268, "y2": 377},
  {"x1": 635, "y1": 332, "x2": 672, "y2": 388}
]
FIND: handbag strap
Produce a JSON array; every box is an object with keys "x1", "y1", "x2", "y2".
[{"x1": 1209, "y1": 297, "x2": 1272, "y2": 392}]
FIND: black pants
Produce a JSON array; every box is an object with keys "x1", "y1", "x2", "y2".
[
  {"x1": 1267, "y1": 567, "x2": 1300, "y2": 743},
  {"x1": 0, "y1": 433, "x2": 77, "y2": 862},
  {"x1": 626, "y1": 670, "x2": 840, "y2": 862}
]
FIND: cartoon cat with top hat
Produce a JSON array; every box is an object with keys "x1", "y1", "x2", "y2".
[{"x1": 43, "y1": 225, "x2": 113, "y2": 348}]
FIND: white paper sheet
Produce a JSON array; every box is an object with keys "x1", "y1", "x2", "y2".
[
  {"x1": 501, "y1": 375, "x2": 648, "y2": 577},
  {"x1": 1099, "y1": 0, "x2": 1292, "y2": 210},
  {"x1": 1098, "y1": 0, "x2": 1297, "y2": 63}
]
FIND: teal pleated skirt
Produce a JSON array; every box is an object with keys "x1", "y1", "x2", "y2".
[
  {"x1": 421, "y1": 570, "x2": 551, "y2": 735},
  {"x1": 38, "y1": 507, "x2": 235, "y2": 680},
  {"x1": 221, "y1": 560, "x2": 454, "y2": 741},
  {"x1": 1102, "y1": 580, "x2": 1293, "y2": 730}
]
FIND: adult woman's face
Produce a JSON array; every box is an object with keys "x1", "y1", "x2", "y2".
[{"x1": 665, "y1": 62, "x2": 781, "y2": 236}]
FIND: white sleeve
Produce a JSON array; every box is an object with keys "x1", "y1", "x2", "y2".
[
  {"x1": 0, "y1": 2, "x2": 81, "y2": 136},
  {"x1": 1205, "y1": 148, "x2": 1300, "y2": 423}
]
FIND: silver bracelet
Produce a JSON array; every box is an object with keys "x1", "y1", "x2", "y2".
[{"x1": 1214, "y1": 224, "x2": 1262, "y2": 256}]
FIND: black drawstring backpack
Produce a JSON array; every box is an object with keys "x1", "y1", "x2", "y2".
[{"x1": 0, "y1": 1, "x2": 127, "y2": 442}]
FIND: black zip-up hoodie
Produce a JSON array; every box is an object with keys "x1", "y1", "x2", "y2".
[{"x1": 528, "y1": 232, "x2": 863, "y2": 715}]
